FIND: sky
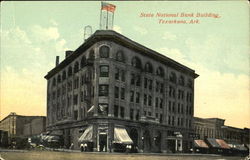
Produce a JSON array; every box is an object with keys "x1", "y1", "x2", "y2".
[{"x1": 0, "y1": 1, "x2": 249, "y2": 128}]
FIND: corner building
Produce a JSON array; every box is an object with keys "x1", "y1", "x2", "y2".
[{"x1": 45, "y1": 30, "x2": 199, "y2": 153}]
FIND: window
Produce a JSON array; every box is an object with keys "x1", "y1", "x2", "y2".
[
  {"x1": 99, "y1": 45, "x2": 110, "y2": 58},
  {"x1": 159, "y1": 98, "x2": 163, "y2": 108},
  {"x1": 121, "y1": 70, "x2": 125, "y2": 82},
  {"x1": 74, "y1": 77, "x2": 79, "y2": 89},
  {"x1": 99, "y1": 85, "x2": 109, "y2": 96},
  {"x1": 114, "y1": 105, "x2": 119, "y2": 117},
  {"x1": 73, "y1": 94, "x2": 78, "y2": 105},
  {"x1": 57, "y1": 75, "x2": 61, "y2": 83},
  {"x1": 188, "y1": 79, "x2": 193, "y2": 88},
  {"x1": 148, "y1": 80, "x2": 153, "y2": 90},
  {"x1": 89, "y1": 49, "x2": 95, "y2": 60},
  {"x1": 81, "y1": 56, "x2": 86, "y2": 68},
  {"x1": 160, "y1": 83, "x2": 164, "y2": 93},
  {"x1": 98, "y1": 104, "x2": 108, "y2": 116},
  {"x1": 116, "y1": 50, "x2": 125, "y2": 62},
  {"x1": 144, "y1": 78, "x2": 147, "y2": 89},
  {"x1": 169, "y1": 72, "x2": 176, "y2": 83},
  {"x1": 57, "y1": 88, "x2": 60, "y2": 98},
  {"x1": 145, "y1": 62, "x2": 153, "y2": 73},
  {"x1": 100, "y1": 65, "x2": 109, "y2": 77},
  {"x1": 62, "y1": 71, "x2": 66, "y2": 81},
  {"x1": 136, "y1": 76, "x2": 141, "y2": 86},
  {"x1": 135, "y1": 92, "x2": 140, "y2": 103},
  {"x1": 52, "y1": 78, "x2": 56, "y2": 86},
  {"x1": 120, "y1": 107, "x2": 125, "y2": 118},
  {"x1": 131, "y1": 74, "x2": 135, "y2": 85},
  {"x1": 115, "y1": 68, "x2": 119, "y2": 80},
  {"x1": 115, "y1": 86, "x2": 119, "y2": 98},
  {"x1": 160, "y1": 114, "x2": 163, "y2": 123},
  {"x1": 172, "y1": 116, "x2": 175, "y2": 126},
  {"x1": 121, "y1": 88, "x2": 125, "y2": 100},
  {"x1": 67, "y1": 81, "x2": 72, "y2": 91},
  {"x1": 74, "y1": 61, "x2": 79, "y2": 73},
  {"x1": 68, "y1": 66, "x2": 72, "y2": 77},
  {"x1": 179, "y1": 75, "x2": 185, "y2": 86},
  {"x1": 80, "y1": 91, "x2": 83, "y2": 102},
  {"x1": 130, "y1": 109, "x2": 134, "y2": 120},
  {"x1": 148, "y1": 96, "x2": 152, "y2": 106},
  {"x1": 155, "y1": 98, "x2": 158, "y2": 108},
  {"x1": 156, "y1": 81, "x2": 159, "y2": 92},
  {"x1": 131, "y1": 57, "x2": 142, "y2": 69},
  {"x1": 74, "y1": 110, "x2": 78, "y2": 120},
  {"x1": 168, "y1": 116, "x2": 171, "y2": 125},
  {"x1": 144, "y1": 94, "x2": 147, "y2": 105},
  {"x1": 130, "y1": 91, "x2": 134, "y2": 102},
  {"x1": 136, "y1": 110, "x2": 139, "y2": 120},
  {"x1": 156, "y1": 67, "x2": 164, "y2": 77}
]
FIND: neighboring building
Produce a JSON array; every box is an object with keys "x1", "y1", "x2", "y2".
[
  {"x1": 23, "y1": 117, "x2": 46, "y2": 137},
  {"x1": 0, "y1": 112, "x2": 46, "y2": 144},
  {"x1": 194, "y1": 117, "x2": 250, "y2": 145},
  {"x1": 44, "y1": 30, "x2": 198, "y2": 153}
]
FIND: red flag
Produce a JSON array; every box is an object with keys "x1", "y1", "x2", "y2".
[{"x1": 101, "y1": 2, "x2": 116, "y2": 13}]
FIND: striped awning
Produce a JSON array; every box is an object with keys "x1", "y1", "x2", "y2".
[
  {"x1": 215, "y1": 139, "x2": 230, "y2": 149},
  {"x1": 78, "y1": 125, "x2": 93, "y2": 143},
  {"x1": 194, "y1": 140, "x2": 209, "y2": 148},
  {"x1": 113, "y1": 127, "x2": 133, "y2": 144}
]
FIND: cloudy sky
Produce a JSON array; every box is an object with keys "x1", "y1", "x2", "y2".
[{"x1": 0, "y1": 1, "x2": 249, "y2": 128}]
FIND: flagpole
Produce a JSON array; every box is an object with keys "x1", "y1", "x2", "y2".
[
  {"x1": 100, "y1": 2, "x2": 102, "y2": 30},
  {"x1": 106, "y1": 9, "x2": 108, "y2": 30}
]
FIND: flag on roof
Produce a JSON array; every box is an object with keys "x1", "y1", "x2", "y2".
[{"x1": 101, "y1": 2, "x2": 116, "y2": 13}]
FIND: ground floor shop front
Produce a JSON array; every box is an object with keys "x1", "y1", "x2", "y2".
[{"x1": 46, "y1": 118, "x2": 193, "y2": 153}]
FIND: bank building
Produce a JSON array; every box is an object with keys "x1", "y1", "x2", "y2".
[{"x1": 44, "y1": 30, "x2": 199, "y2": 153}]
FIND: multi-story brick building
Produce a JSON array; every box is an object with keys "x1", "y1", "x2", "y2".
[
  {"x1": 44, "y1": 30, "x2": 198, "y2": 153},
  {"x1": 0, "y1": 112, "x2": 46, "y2": 145}
]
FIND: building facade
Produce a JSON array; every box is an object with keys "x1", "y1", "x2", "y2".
[
  {"x1": 0, "y1": 112, "x2": 46, "y2": 145},
  {"x1": 194, "y1": 117, "x2": 250, "y2": 145},
  {"x1": 45, "y1": 30, "x2": 198, "y2": 153}
]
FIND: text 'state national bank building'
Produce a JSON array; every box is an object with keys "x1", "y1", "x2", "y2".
[{"x1": 44, "y1": 30, "x2": 199, "y2": 153}]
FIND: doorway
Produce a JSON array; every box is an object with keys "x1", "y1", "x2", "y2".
[{"x1": 99, "y1": 134, "x2": 107, "y2": 152}]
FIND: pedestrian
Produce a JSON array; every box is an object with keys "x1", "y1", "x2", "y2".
[
  {"x1": 80, "y1": 143, "x2": 84, "y2": 152},
  {"x1": 70, "y1": 143, "x2": 74, "y2": 150},
  {"x1": 84, "y1": 143, "x2": 87, "y2": 151}
]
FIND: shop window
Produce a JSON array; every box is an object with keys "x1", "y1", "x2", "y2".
[{"x1": 100, "y1": 65, "x2": 109, "y2": 77}]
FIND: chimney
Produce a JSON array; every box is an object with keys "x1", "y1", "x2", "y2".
[
  {"x1": 65, "y1": 50, "x2": 73, "y2": 58},
  {"x1": 56, "y1": 56, "x2": 59, "y2": 66}
]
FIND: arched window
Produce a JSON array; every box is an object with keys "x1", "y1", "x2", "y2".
[
  {"x1": 57, "y1": 74, "x2": 61, "y2": 83},
  {"x1": 156, "y1": 67, "x2": 164, "y2": 77},
  {"x1": 116, "y1": 50, "x2": 125, "y2": 62},
  {"x1": 62, "y1": 70, "x2": 66, "y2": 81},
  {"x1": 52, "y1": 78, "x2": 56, "y2": 86},
  {"x1": 68, "y1": 66, "x2": 72, "y2": 77},
  {"x1": 131, "y1": 57, "x2": 142, "y2": 69},
  {"x1": 169, "y1": 72, "x2": 176, "y2": 83},
  {"x1": 188, "y1": 79, "x2": 192, "y2": 88},
  {"x1": 81, "y1": 56, "x2": 86, "y2": 68},
  {"x1": 74, "y1": 61, "x2": 79, "y2": 73},
  {"x1": 99, "y1": 45, "x2": 110, "y2": 58},
  {"x1": 89, "y1": 49, "x2": 95, "y2": 60},
  {"x1": 144, "y1": 62, "x2": 153, "y2": 73},
  {"x1": 179, "y1": 75, "x2": 185, "y2": 86}
]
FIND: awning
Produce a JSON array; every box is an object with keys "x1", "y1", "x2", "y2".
[
  {"x1": 87, "y1": 105, "x2": 95, "y2": 113},
  {"x1": 215, "y1": 139, "x2": 230, "y2": 149},
  {"x1": 78, "y1": 125, "x2": 93, "y2": 143},
  {"x1": 194, "y1": 140, "x2": 209, "y2": 148},
  {"x1": 50, "y1": 130, "x2": 63, "y2": 136},
  {"x1": 206, "y1": 138, "x2": 221, "y2": 148},
  {"x1": 113, "y1": 127, "x2": 133, "y2": 144},
  {"x1": 43, "y1": 135, "x2": 60, "y2": 142},
  {"x1": 228, "y1": 143, "x2": 248, "y2": 151}
]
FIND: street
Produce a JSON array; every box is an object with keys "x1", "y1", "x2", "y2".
[{"x1": 0, "y1": 151, "x2": 246, "y2": 160}]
